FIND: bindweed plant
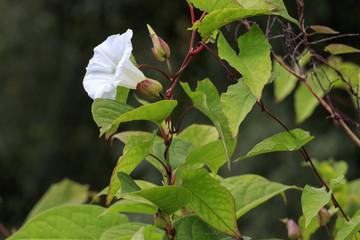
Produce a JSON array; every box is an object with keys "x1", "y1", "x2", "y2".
[{"x1": 6, "y1": 0, "x2": 360, "y2": 239}]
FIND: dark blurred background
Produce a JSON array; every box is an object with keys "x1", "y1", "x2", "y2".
[{"x1": 0, "y1": 0, "x2": 359, "y2": 239}]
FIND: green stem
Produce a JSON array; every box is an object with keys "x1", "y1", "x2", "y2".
[{"x1": 166, "y1": 58, "x2": 173, "y2": 77}]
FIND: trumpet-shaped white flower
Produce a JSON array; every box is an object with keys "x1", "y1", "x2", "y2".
[{"x1": 83, "y1": 29, "x2": 145, "y2": 100}]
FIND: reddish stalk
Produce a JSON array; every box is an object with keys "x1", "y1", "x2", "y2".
[
  {"x1": 200, "y1": 42, "x2": 237, "y2": 81},
  {"x1": 170, "y1": 105, "x2": 195, "y2": 134},
  {"x1": 187, "y1": 1, "x2": 195, "y2": 24},
  {"x1": 149, "y1": 154, "x2": 171, "y2": 177},
  {"x1": 138, "y1": 64, "x2": 171, "y2": 81}
]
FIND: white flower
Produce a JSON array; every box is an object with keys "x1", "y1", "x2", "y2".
[{"x1": 83, "y1": 29, "x2": 145, "y2": 100}]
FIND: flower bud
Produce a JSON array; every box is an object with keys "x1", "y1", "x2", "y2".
[
  {"x1": 147, "y1": 24, "x2": 170, "y2": 61},
  {"x1": 136, "y1": 79, "x2": 163, "y2": 99},
  {"x1": 286, "y1": 219, "x2": 302, "y2": 240},
  {"x1": 154, "y1": 210, "x2": 170, "y2": 229},
  {"x1": 318, "y1": 207, "x2": 331, "y2": 226}
]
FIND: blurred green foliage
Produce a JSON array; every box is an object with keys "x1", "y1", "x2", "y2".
[{"x1": 0, "y1": 0, "x2": 359, "y2": 238}]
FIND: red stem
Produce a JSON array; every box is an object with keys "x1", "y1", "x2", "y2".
[
  {"x1": 187, "y1": 1, "x2": 195, "y2": 24},
  {"x1": 182, "y1": 206, "x2": 190, "y2": 216},
  {"x1": 159, "y1": 126, "x2": 169, "y2": 145},
  {"x1": 199, "y1": 11, "x2": 207, "y2": 21},
  {"x1": 166, "y1": 10, "x2": 207, "y2": 100},
  {"x1": 149, "y1": 153, "x2": 171, "y2": 176},
  {"x1": 200, "y1": 42, "x2": 237, "y2": 81},
  {"x1": 138, "y1": 64, "x2": 171, "y2": 81},
  {"x1": 170, "y1": 105, "x2": 194, "y2": 134}
]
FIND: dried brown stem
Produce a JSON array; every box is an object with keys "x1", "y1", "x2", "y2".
[
  {"x1": 309, "y1": 33, "x2": 359, "y2": 45},
  {"x1": 271, "y1": 51, "x2": 360, "y2": 148}
]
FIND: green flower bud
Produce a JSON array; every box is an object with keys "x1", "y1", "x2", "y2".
[
  {"x1": 318, "y1": 207, "x2": 331, "y2": 226},
  {"x1": 154, "y1": 210, "x2": 170, "y2": 229},
  {"x1": 136, "y1": 79, "x2": 163, "y2": 99},
  {"x1": 147, "y1": 24, "x2": 170, "y2": 61}
]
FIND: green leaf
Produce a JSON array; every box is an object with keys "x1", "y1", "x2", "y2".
[
  {"x1": 273, "y1": 58, "x2": 298, "y2": 102},
  {"x1": 182, "y1": 169, "x2": 241, "y2": 238},
  {"x1": 135, "y1": 180, "x2": 159, "y2": 190},
  {"x1": 325, "y1": 44, "x2": 360, "y2": 55},
  {"x1": 294, "y1": 65, "x2": 338, "y2": 123},
  {"x1": 92, "y1": 100, "x2": 177, "y2": 139},
  {"x1": 177, "y1": 124, "x2": 219, "y2": 148},
  {"x1": 220, "y1": 81, "x2": 257, "y2": 137},
  {"x1": 181, "y1": 79, "x2": 236, "y2": 169},
  {"x1": 221, "y1": 174, "x2": 298, "y2": 218},
  {"x1": 336, "y1": 61, "x2": 360, "y2": 107},
  {"x1": 335, "y1": 216, "x2": 360, "y2": 240},
  {"x1": 134, "y1": 94, "x2": 151, "y2": 106},
  {"x1": 112, "y1": 131, "x2": 163, "y2": 147},
  {"x1": 304, "y1": 159, "x2": 348, "y2": 184},
  {"x1": 153, "y1": 138, "x2": 195, "y2": 170},
  {"x1": 92, "y1": 99, "x2": 134, "y2": 138},
  {"x1": 298, "y1": 215, "x2": 320, "y2": 240},
  {"x1": 8, "y1": 205, "x2": 128, "y2": 240},
  {"x1": 348, "y1": 179, "x2": 360, "y2": 195},
  {"x1": 263, "y1": 0, "x2": 299, "y2": 24},
  {"x1": 117, "y1": 172, "x2": 142, "y2": 193},
  {"x1": 238, "y1": 0, "x2": 298, "y2": 24},
  {"x1": 188, "y1": 0, "x2": 242, "y2": 12},
  {"x1": 107, "y1": 133, "x2": 157, "y2": 206},
  {"x1": 112, "y1": 132, "x2": 164, "y2": 172},
  {"x1": 301, "y1": 176, "x2": 345, "y2": 229},
  {"x1": 339, "y1": 62, "x2": 360, "y2": 91},
  {"x1": 25, "y1": 178, "x2": 89, "y2": 222},
  {"x1": 95, "y1": 180, "x2": 158, "y2": 204},
  {"x1": 239, "y1": 129, "x2": 314, "y2": 160},
  {"x1": 330, "y1": 175, "x2": 346, "y2": 189},
  {"x1": 109, "y1": 186, "x2": 191, "y2": 216},
  {"x1": 129, "y1": 186, "x2": 192, "y2": 215},
  {"x1": 310, "y1": 25, "x2": 339, "y2": 34},
  {"x1": 131, "y1": 225, "x2": 155, "y2": 240},
  {"x1": 192, "y1": 0, "x2": 298, "y2": 38},
  {"x1": 236, "y1": 0, "x2": 275, "y2": 9},
  {"x1": 294, "y1": 82, "x2": 323, "y2": 124},
  {"x1": 116, "y1": 86, "x2": 130, "y2": 103},
  {"x1": 193, "y1": 8, "x2": 270, "y2": 37},
  {"x1": 112, "y1": 100, "x2": 177, "y2": 126},
  {"x1": 182, "y1": 140, "x2": 226, "y2": 175},
  {"x1": 104, "y1": 199, "x2": 158, "y2": 216},
  {"x1": 218, "y1": 25, "x2": 271, "y2": 100},
  {"x1": 173, "y1": 216, "x2": 233, "y2": 240},
  {"x1": 100, "y1": 223, "x2": 162, "y2": 240},
  {"x1": 301, "y1": 185, "x2": 332, "y2": 229}
]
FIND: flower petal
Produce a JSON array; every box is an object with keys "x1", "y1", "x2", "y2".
[
  {"x1": 83, "y1": 29, "x2": 144, "y2": 99},
  {"x1": 114, "y1": 58, "x2": 145, "y2": 89},
  {"x1": 83, "y1": 71, "x2": 116, "y2": 99},
  {"x1": 93, "y1": 29, "x2": 133, "y2": 68}
]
